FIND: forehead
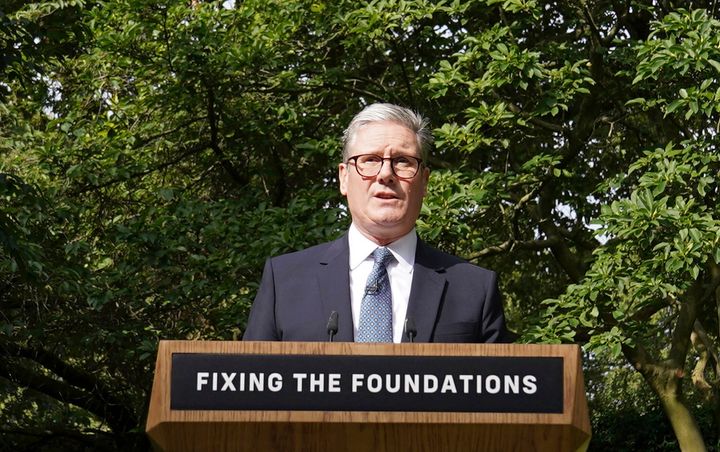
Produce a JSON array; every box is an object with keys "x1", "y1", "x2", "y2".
[{"x1": 349, "y1": 121, "x2": 419, "y2": 156}]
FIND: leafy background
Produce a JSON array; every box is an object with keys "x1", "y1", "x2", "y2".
[{"x1": 1, "y1": 0, "x2": 719, "y2": 450}]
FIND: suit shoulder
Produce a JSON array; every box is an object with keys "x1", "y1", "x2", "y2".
[
  {"x1": 418, "y1": 242, "x2": 496, "y2": 278},
  {"x1": 268, "y1": 236, "x2": 346, "y2": 267}
]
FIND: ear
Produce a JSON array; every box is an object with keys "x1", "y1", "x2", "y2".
[
  {"x1": 420, "y1": 166, "x2": 430, "y2": 197},
  {"x1": 339, "y1": 162, "x2": 348, "y2": 196}
]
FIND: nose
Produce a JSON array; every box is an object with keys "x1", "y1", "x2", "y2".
[{"x1": 376, "y1": 157, "x2": 395, "y2": 181}]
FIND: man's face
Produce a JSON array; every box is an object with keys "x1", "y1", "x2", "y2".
[{"x1": 339, "y1": 121, "x2": 430, "y2": 245}]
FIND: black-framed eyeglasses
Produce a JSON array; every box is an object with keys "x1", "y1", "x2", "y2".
[{"x1": 346, "y1": 154, "x2": 423, "y2": 179}]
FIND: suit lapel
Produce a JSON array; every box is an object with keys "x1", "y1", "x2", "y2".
[
  {"x1": 404, "y1": 240, "x2": 447, "y2": 342},
  {"x1": 316, "y1": 235, "x2": 354, "y2": 341}
]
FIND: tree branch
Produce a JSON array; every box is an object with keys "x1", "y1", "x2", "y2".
[
  {"x1": 526, "y1": 201, "x2": 586, "y2": 282},
  {"x1": 389, "y1": 39, "x2": 415, "y2": 108},
  {"x1": 504, "y1": 100, "x2": 564, "y2": 133},
  {"x1": 691, "y1": 321, "x2": 718, "y2": 394},
  {"x1": 578, "y1": 0, "x2": 604, "y2": 48},
  {"x1": 468, "y1": 237, "x2": 561, "y2": 261},
  {"x1": 69, "y1": 142, "x2": 210, "y2": 196},
  {"x1": 668, "y1": 264, "x2": 720, "y2": 368},
  {"x1": 205, "y1": 82, "x2": 247, "y2": 187},
  {"x1": 131, "y1": 116, "x2": 207, "y2": 150},
  {"x1": 0, "y1": 342, "x2": 138, "y2": 433}
]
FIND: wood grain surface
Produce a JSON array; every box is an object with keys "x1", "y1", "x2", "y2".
[{"x1": 146, "y1": 341, "x2": 591, "y2": 451}]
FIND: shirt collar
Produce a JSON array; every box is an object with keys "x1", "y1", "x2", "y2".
[{"x1": 348, "y1": 223, "x2": 417, "y2": 273}]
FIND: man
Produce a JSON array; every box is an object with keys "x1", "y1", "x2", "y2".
[{"x1": 243, "y1": 103, "x2": 509, "y2": 343}]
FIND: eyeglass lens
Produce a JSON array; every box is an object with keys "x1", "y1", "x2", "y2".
[{"x1": 353, "y1": 155, "x2": 420, "y2": 178}]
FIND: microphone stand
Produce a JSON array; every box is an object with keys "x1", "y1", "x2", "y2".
[{"x1": 326, "y1": 311, "x2": 338, "y2": 342}]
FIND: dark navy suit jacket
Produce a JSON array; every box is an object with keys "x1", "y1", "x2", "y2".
[{"x1": 243, "y1": 234, "x2": 510, "y2": 343}]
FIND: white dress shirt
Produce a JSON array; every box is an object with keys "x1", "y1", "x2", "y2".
[{"x1": 348, "y1": 223, "x2": 417, "y2": 343}]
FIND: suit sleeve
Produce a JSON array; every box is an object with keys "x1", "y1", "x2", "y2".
[
  {"x1": 479, "y1": 272, "x2": 512, "y2": 343},
  {"x1": 242, "y1": 259, "x2": 280, "y2": 341}
]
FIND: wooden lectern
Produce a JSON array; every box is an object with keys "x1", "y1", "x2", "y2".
[{"x1": 146, "y1": 341, "x2": 590, "y2": 451}]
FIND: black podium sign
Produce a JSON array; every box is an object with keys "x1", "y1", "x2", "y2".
[{"x1": 170, "y1": 353, "x2": 563, "y2": 413}]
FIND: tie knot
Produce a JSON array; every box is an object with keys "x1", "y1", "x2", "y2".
[{"x1": 373, "y1": 247, "x2": 394, "y2": 267}]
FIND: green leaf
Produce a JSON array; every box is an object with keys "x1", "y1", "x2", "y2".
[
  {"x1": 665, "y1": 99, "x2": 683, "y2": 115},
  {"x1": 159, "y1": 189, "x2": 175, "y2": 201},
  {"x1": 707, "y1": 59, "x2": 720, "y2": 72}
]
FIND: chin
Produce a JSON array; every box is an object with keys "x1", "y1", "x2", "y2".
[
  {"x1": 370, "y1": 213, "x2": 404, "y2": 226},
  {"x1": 370, "y1": 220, "x2": 409, "y2": 236}
]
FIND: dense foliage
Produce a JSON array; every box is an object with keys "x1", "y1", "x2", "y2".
[{"x1": 2, "y1": 0, "x2": 719, "y2": 450}]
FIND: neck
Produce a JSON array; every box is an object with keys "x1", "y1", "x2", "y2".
[
  {"x1": 372, "y1": 237, "x2": 395, "y2": 246},
  {"x1": 354, "y1": 224, "x2": 412, "y2": 247}
]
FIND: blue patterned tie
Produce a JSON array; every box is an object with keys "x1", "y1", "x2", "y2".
[{"x1": 356, "y1": 247, "x2": 394, "y2": 342}]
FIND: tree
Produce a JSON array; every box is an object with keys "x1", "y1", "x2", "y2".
[{"x1": 1, "y1": 0, "x2": 719, "y2": 449}]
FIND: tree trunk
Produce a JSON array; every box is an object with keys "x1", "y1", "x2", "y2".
[
  {"x1": 655, "y1": 386, "x2": 707, "y2": 452},
  {"x1": 626, "y1": 347, "x2": 708, "y2": 451}
]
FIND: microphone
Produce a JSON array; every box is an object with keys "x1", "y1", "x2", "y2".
[
  {"x1": 404, "y1": 317, "x2": 417, "y2": 343},
  {"x1": 365, "y1": 283, "x2": 379, "y2": 295},
  {"x1": 326, "y1": 311, "x2": 339, "y2": 342}
]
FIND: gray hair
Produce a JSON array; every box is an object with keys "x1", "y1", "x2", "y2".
[{"x1": 342, "y1": 103, "x2": 432, "y2": 162}]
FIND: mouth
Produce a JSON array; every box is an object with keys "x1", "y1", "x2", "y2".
[{"x1": 374, "y1": 192, "x2": 399, "y2": 200}]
